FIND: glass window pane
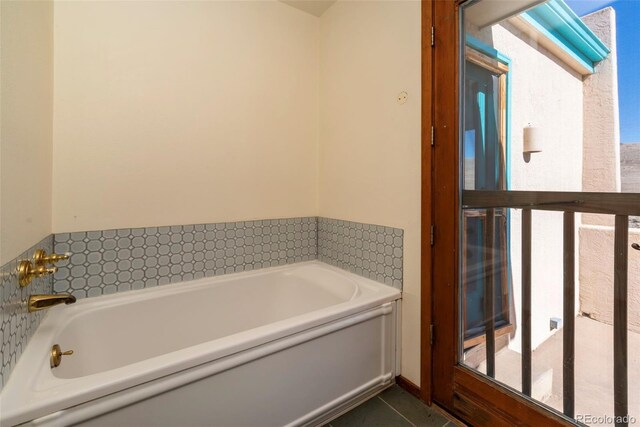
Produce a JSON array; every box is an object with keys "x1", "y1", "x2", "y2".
[{"x1": 460, "y1": 0, "x2": 639, "y2": 424}]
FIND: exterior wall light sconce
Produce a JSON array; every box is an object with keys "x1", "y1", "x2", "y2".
[{"x1": 523, "y1": 124, "x2": 542, "y2": 154}]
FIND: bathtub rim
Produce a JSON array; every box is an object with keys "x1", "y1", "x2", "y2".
[{"x1": 0, "y1": 261, "x2": 401, "y2": 426}]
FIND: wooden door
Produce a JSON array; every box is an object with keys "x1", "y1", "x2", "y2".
[{"x1": 426, "y1": 1, "x2": 578, "y2": 425}]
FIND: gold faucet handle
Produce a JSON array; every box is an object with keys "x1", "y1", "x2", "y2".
[
  {"x1": 34, "y1": 249, "x2": 70, "y2": 266},
  {"x1": 46, "y1": 253, "x2": 70, "y2": 263},
  {"x1": 18, "y1": 261, "x2": 57, "y2": 287},
  {"x1": 33, "y1": 265, "x2": 58, "y2": 277},
  {"x1": 51, "y1": 344, "x2": 74, "y2": 368}
]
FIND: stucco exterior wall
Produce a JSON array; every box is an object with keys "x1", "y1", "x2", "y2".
[
  {"x1": 581, "y1": 7, "x2": 621, "y2": 197},
  {"x1": 467, "y1": 22, "x2": 584, "y2": 351},
  {"x1": 577, "y1": 8, "x2": 639, "y2": 331},
  {"x1": 579, "y1": 226, "x2": 640, "y2": 332}
]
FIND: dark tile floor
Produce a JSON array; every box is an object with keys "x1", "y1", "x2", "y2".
[{"x1": 325, "y1": 385, "x2": 459, "y2": 427}]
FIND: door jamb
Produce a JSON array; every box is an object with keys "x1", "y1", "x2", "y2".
[{"x1": 420, "y1": 0, "x2": 435, "y2": 405}]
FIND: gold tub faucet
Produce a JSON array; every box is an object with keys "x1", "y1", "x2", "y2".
[
  {"x1": 17, "y1": 249, "x2": 70, "y2": 287},
  {"x1": 33, "y1": 249, "x2": 70, "y2": 266},
  {"x1": 28, "y1": 294, "x2": 76, "y2": 312},
  {"x1": 18, "y1": 261, "x2": 57, "y2": 287}
]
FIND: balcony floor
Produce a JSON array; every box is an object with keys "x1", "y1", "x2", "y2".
[{"x1": 472, "y1": 316, "x2": 640, "y2": 426}]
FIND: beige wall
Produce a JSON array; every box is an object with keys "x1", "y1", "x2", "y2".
[
  {"x1": 319, "y1": 0, "x2": 422, "y2": 384},
  {"x1": 0, "y1": 0, "x2": 53, "y2": 265},
  {"x1": 582, "y1": 7, "x2": 620, "y2": 197},
  {"x1": 52, "y1": 1, "x2": 319, "y2": 233},
  {"x1": 51, "y1": 0, "x2": 423, "y2": 384},
  {"x1": 579, "y1": 226, "x2": 640, "y2": 333},
  {"x1": 580, "y1": 8, "x2": 620, "y2": 228},
  {"x1": 578, "y1": 9, "x2": 639, "y2": 331}
]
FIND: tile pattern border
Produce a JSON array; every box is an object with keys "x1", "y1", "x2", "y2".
[
  {"x1": 53, "y1": 217, "x2": 318, "y2": 298},
  {"x1": 318, "y1": 217, "x2": 403, "y2": 289},
  {"x1": 1, "y1": 217, "x2": 403, "y2": 389},
  {"x1": 0, "y1": 235, "x2": 54, "y2": 390}
]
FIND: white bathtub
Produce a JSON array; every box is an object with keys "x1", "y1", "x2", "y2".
[{"x1": 0, "y1": 261, "x2": 401, "y2": 426}]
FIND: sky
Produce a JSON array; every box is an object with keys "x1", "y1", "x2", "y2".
[{"x1": 565, "y1": 0, "x2": 640, "y2": 144}]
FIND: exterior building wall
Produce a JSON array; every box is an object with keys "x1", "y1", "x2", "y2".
[
  {"x1": 579, "y1": 225, "x2": 640, "y2": 332},
  {"x1": 581, "y1": 7, "x2": 621, "y2": 197},
  {"x1": 467, "y1": 21, "x2": 584, "y2": 352},
  {"x1": 578, "y1": 8, "x2": 639, "y2": 332}
]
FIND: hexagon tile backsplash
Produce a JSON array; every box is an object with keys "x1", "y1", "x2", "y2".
[
  {"x1": 54, "y1": 217, "x2": 318, "y2": 298},
  {"x1": 0, "y1": 217, "x2": 403, "y2": 390},
  {"x1": 0, "y1": 235, "x2": 54, "y2": 389},
  {"x1": 318, "y1": 218, "x2": 403, "y2": 288},
  {"x1": 53, "y1": 217, "x2": 404, "y2": 299}
]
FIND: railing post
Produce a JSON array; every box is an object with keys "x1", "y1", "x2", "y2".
[
  {"x1": 614, "y1": 215, "x2": 628, "y2": 427},
  {"x1": 460, "y1": 190, "x2": 639, "y2": 424},
  {"x1": 521, "y1": 209, "x2": 532, "y2": 397},
  {"x1": 563, "y1": 211, "x2": 575, "y2": 418},
  {"x1": 484, "y1": 208, "x2": 495, "y2": 378}
]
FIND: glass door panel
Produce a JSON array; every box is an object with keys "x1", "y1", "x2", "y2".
[{"x1": 459, "y1": 0, "x2": 639, "y2": 425}]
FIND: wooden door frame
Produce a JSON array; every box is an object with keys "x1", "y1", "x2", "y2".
[
  {"x1": 421, "y1": 1, "x2": 575, "y2": 425},
  {"x1": 419, "y1": 0, "x2": 434, "y2": 405}
]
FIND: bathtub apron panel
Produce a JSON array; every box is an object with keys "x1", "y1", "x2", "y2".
[{"x1": 29, "y1": 303, "x2": 397, "y2": 427}]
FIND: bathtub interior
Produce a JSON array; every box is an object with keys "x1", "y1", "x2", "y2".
[
  {"x1": 0, "y1": 262, "x2": 401, "y2": 427},
  {"x1": 52, "y1": 262, "x2": 362, "y2": 379}
]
